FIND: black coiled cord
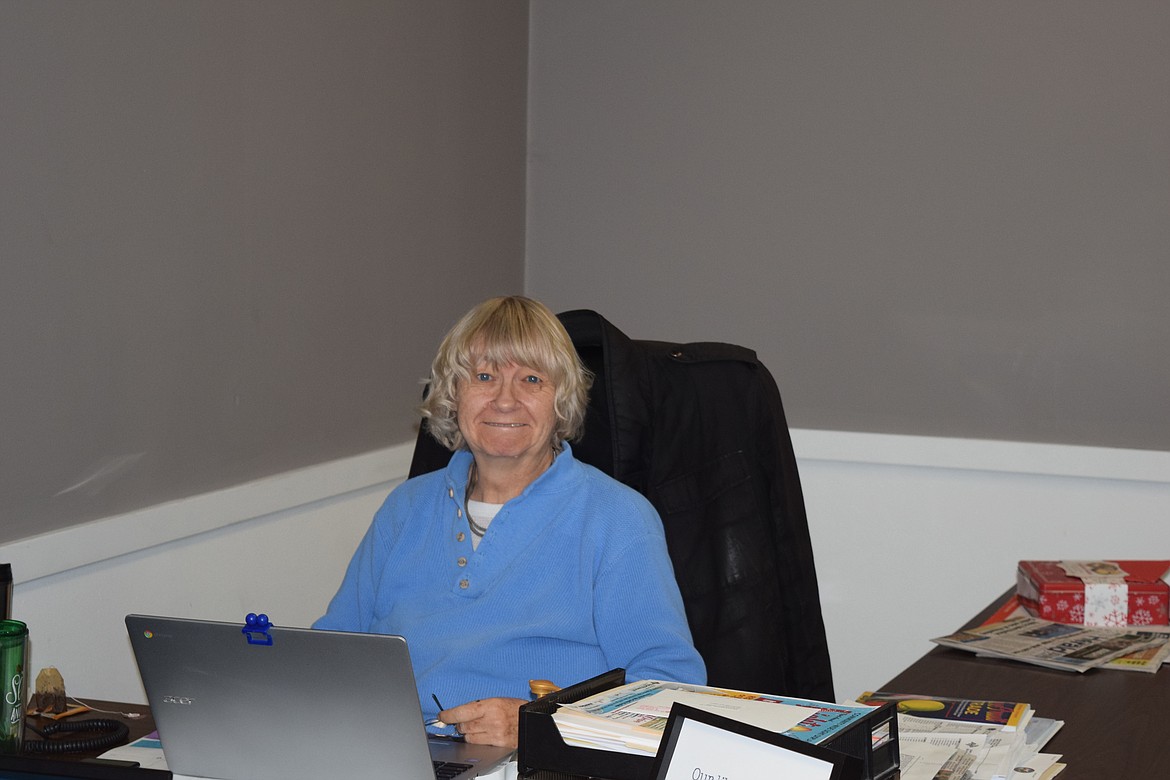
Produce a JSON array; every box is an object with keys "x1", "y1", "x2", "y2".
[{"x1": 22, "y1": 717, "x2": 130, "y2": 754}]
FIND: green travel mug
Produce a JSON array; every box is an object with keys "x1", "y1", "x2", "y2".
[{"x1": 0, "y1": 620, "x2": 28, "y2": 754}]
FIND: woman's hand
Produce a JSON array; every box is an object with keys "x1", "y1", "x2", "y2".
[{"x1": 439, "y1": 697, "x2": 528, "y2": 748}]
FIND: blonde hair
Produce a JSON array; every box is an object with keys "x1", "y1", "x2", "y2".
[{"x1": 420, "y1": 296, "x2": 592, "y2": 451}]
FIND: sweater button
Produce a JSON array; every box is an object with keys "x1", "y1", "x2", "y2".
[
  {"x1": 448, "y1": 488, "x2": 454, "y2": 498},
  {"x1": 457, "y1": 508, "x2": 463, "y2": 518},
  {"x1": 457, "y1": 557, "x2": 467, "y2": 567},
  {"x1": 459, "y1": 579, "x2": 469, "y2": 589},
  {"x1": 456, "y1": 532, "x2": 466, "y2": 542}
]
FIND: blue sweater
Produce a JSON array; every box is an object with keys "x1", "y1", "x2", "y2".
[{"x1": 314, "y1": 444, "x2": 706, "y2": 723}]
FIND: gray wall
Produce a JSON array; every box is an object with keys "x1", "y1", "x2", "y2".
[
  {"x1": 527, "y1": 2, "x2": 1170, "y2": 452},
  {"x1": 6, "y1": 1, "x2": 1168, "y2": 548},
  {"x1": 1, "y1": 1, "x2": 528, "y2": 544}
]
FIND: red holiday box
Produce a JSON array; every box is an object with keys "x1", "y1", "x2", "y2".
[{"x1": 1017, "y1": 560, "x2": 1170, "y2": 627}]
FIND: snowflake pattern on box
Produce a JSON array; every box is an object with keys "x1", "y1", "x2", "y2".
[
  {"x1": 1017, "y1": 560, "x2": 1170, "y2": 626},
  {"x1": 1131, "y1": 609, "x2": 1155, "y2": 626},
  {"x1": 1084, "y1": 582, "x2": 1128, "y2": 627}
]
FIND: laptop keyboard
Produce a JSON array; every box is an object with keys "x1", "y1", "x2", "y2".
[{"x1": 433, "y1": 759, "x2": 476, "y2": 779}]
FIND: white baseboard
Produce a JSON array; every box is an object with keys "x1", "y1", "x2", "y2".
[{"x1": 791, "y1": 429, "x2": 1170, "y2": 484}]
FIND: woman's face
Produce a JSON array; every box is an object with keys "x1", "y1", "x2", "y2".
[{"x1": 456, "y1": 360, "x2": 557, "y2": 470}]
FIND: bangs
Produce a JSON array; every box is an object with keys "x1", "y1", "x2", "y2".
[
  {"x1": 465, "y1": 314, "x2": 564, "y2": 383},
  {"x1": 467, "y1": 341, "x2": 564, "y2": 385}
]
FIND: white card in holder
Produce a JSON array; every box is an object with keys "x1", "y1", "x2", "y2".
[{"x1": 649, "y1": 702, "x2": 864, "y2": 780}]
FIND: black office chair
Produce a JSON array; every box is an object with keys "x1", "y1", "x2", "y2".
[{"x1": 409, "y1": 310, "x2": 834, "y2": 702}]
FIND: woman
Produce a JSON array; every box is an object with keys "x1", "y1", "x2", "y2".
[{"x1": 314, "y1": 296, "x2": 705, "y2": 748}]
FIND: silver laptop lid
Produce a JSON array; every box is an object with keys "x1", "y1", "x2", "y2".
[{"x1": 125, "y1": 614, "x2": 507, "y2": 780}]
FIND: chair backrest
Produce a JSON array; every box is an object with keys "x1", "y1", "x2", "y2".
[{"x1": 408, "y1": 310, "x2": 834, "y2": 701}]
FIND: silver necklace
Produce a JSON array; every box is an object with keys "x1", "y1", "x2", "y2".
[
  {"x1": 463, "y1": 450, "x2": 556, "y2": 538},
  {"x1": 465, "y1": 462, "x2": 488, "y2": 538}
]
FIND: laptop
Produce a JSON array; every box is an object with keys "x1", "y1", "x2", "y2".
[{"x1": 125, "y1": 615, "x2": 513, "y2": 780}]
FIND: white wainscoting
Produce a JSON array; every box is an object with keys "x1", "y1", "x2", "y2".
[
  {"x1": 1, "y1": 444, "x2": 415, "y2": 704},
  {"x1": 3, "y1": 432, "x2": 1168, "y2": 705},
  {"x1": 795, "y1": 430, "x2": 1170, "y2": 702}
]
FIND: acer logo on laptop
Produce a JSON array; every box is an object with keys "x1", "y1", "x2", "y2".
[{"x1": 162, "y1": 695, "x2": 195, "y2": 705}]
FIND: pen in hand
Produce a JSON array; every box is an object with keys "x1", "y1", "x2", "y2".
[{"x1": 428, "y1": 694, "x2": 447, "y2": 727}]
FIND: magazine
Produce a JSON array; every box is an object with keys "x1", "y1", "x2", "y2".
[
  {"x1": 856, "y1": 691, "x2": 1031, "y2": 731},
  {"x1": 551, "y1": 679, "x2": 874, "y2": 756}
]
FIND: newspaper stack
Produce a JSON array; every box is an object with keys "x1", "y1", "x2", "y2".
[
  {"x1": 931, "y1": 615, "x2": 1169, "y2": 672},
  {"x1": 854, "y1": 692, "x2": 1064, "y2": 780}
]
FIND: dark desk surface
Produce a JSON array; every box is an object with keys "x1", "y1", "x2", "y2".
[
  {"x1": 25, "y1": 699, "x2": 157, "y2": 760},
  {"x1": 20, "y1": 645, "x2": 1166, "y2": 780},
  {"x1": 881, "y1": 591, "x2": 1166, "y2": 779}
]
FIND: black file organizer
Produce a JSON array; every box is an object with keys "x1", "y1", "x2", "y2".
[{"x1": 517, "y1": 669, "x2": 900, "y2": 780}]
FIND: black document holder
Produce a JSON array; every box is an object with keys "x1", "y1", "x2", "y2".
[
  {"x1": 649, "y1": 703, "x2": 863, "y2": 780},
  {"x1": 517, "y1": 669, "x2": 900, "y2": 780}
]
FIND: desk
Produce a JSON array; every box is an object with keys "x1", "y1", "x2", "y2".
[
  {"x1": 21, "y1": 626, "x2": 1165, "y2": 780},
  {"x1": 26, "y1": 700, "x2": 157, "y2": 759},
  {"x1": 0, "y1": 701, "x2": 162, "y2": 778},
  {"x1": 881, "y1": 590, "x2": 1166, "y2": 778}
]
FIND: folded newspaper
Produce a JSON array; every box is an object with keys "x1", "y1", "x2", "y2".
[
  {"x1": 931, "y1": 615, "x2": 1167, "y2": 672},
  {"x1": 983, "y1": 594, "x2": 1170, "y2": 673}
]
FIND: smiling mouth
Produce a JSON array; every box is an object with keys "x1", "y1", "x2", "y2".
[{"x1": 486, "y1": 422, "x2": 527, "y2": 428}]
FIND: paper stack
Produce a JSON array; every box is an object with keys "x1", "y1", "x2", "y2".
[
  {"x1": 551, "y1": 679, "x2": 878, "y2": 757},
  {"x1": 854, "y1": 692, "x2": 1063, "y2": 780}
]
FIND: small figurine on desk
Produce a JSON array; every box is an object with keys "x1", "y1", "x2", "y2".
[
  {"x1": 33, "y1": 667, "x2": 67, "y2": 714},
  {"x1": 25, "y1": 667, "x2": 91, "y2": 720}
]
